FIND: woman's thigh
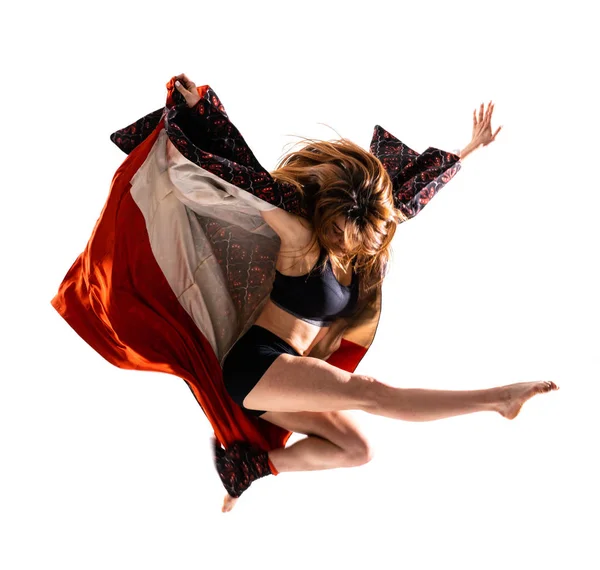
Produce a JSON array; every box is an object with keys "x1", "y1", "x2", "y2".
[
  {"x1": 242, "y1": 353, "x2": 374, "y2": 413},
  {"x1": 260, "y1": 408, "x2": 372, "y2": 458}
]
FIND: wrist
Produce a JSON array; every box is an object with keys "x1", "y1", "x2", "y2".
[{"x1": 459, "y1": 140, "x2": 480, "y2": 160}]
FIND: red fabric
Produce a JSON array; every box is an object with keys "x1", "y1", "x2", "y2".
[
  {"x1": 327, "y1": 338, "x2": 368, "y2": 371},
  {"x1": 50, "y1": 117, "x2": 295, "y2": 452},
  {"x1": 51, "y1": 78, "x2": 369, "y2": 454}
]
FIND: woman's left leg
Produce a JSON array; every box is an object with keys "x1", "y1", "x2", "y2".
[
  {"x1": 218, "y1": 409, "x2": 372, "y2": 513},
  {"x1": 260, "y1": 410, "x2": 373, "y2": 472}
]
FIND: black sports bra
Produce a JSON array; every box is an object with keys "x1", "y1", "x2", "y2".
[{"x1": 270, "y1": 247, "x2": 359, "y2": 326}]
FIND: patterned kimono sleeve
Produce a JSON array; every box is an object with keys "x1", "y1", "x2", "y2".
[
  {"x1": 109, "y1": 108, "x2": 164, "y2": 155},
  {"x1": 370, "y1": 125, "x2": 462, "y2": 221},
  {"x1": 164, "y1": 87, "x2": 307, "y2": 217},
  {"x1": 168, "y1": 88, "x2": 265, "y2": 172}
]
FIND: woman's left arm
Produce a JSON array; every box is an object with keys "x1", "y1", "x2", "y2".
[
  {"x1": 458, "y1": 101, "x2": 502, "y2": 160},
  {"x1": 372, "y1": 101, "x2": 501, "y2": 221}
]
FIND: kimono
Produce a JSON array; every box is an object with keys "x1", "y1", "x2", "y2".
[{"x1": 51, "y1": 77, "x2": 461, "y2": 454}]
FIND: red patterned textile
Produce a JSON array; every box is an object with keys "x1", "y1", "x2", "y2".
[{"x1": 51, "y1": 77, "x2": 461, "y2": 454}]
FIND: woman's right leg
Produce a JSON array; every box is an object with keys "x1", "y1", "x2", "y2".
[{"x1": 242, "y1": 353, "x2": 559, "y2": 421}]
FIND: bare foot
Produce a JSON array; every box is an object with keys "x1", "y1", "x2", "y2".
[
  {"x1": 496, "y1": 381, "x2": 559, "y2": 419},
  {"x1": 222, "y1": 494, "x2": 238, "y2": 513}
]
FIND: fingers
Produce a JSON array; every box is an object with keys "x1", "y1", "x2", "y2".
[
  {"x1": 175, "y1": 73, "x2": 195, "y2": 90},
  {"x1": 485, "y1": 101, "x2": 493, "y2": 121},
  {"x1": 474, "y1": 101, "x2": 495, "y2": 125},
  {"x1": 178, "y1": 73, "x2": 191, "y2": 86},
  {"x1": 483, "y1": 125, "x2": 503, "y2": 146}
]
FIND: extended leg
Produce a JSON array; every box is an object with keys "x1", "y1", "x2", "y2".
[{"x1": 242, "y1": 353, "x2": 559, "y2": 421}]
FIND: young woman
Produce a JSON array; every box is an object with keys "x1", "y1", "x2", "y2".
[{"x1": 172, "y1": 75, "x2": 559, "y2": 513}]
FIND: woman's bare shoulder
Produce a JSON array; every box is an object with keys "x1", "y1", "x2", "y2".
[{"x1": 260, "y1": 207, "x2": 314, "y2": 246}]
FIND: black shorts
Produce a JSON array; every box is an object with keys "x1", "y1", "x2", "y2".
[{"x1": 222, "y1": 325, "x2": 300, "y2": 417}]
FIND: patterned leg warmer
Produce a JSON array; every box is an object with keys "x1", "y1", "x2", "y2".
[{"x1": 212, "y1": 438, "x2": 277, "y2": 498}]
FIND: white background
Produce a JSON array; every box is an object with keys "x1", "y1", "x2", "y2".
[{"x1": 2, "y1": 1, "x2": 598, "y2": 568}]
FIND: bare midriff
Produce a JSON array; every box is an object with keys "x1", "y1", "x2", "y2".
[{"x1": 253, "y1": 300, "x2": 331, "y2": 356}]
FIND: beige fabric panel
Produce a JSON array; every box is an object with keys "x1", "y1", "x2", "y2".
[{"x1": 129, "y1": 130, "x2": 282, "y2": 362}]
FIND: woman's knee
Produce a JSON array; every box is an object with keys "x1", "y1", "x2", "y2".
[
  {"x1": 317, "y1": 410, "x2": 374, "y2": 466},
  {"x1": 263, "y1": 409, "x2": 374, "y2": 465},
  {"x1": 344, "y1": 431, "x2": 374, "y2": 466}
]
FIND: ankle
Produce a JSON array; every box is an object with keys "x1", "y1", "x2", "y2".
[
  {"x1": 213, "y1": 439, "x2": 275, "y2": 498},
  {"x1": 486, "y1": 386, "x2": 508, "y2": 414}
]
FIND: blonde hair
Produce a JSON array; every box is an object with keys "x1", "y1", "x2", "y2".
[{"x1": 270, "y1": 136, "x2": 406, "y2": 299}]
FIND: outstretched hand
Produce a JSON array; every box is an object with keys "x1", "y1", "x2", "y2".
[
  {"x1": 174, "y1": 73, "x2": 201, "y2": 108},
  {"x1": 458, "y1": 101, "x2": 502, "y2": 160},
  {"x1": 471, "y1": 101, "x2": 502, "y2": 148}
]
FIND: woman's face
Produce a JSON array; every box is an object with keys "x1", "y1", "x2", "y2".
[{"x1": 327, "y1": 215, "x2": 352, "y2": 254}]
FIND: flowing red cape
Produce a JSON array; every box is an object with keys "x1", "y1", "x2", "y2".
[{"x1": 51, "y1": 77, "x2": 461, "y2": 455}]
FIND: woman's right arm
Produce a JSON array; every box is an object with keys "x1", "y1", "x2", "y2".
[
  {"x1": 174, "y1": 74, "x2": 201, "y2": 108},
  {"x1": 260, "y1": 208, "x2": 313, "y2": 244}
]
